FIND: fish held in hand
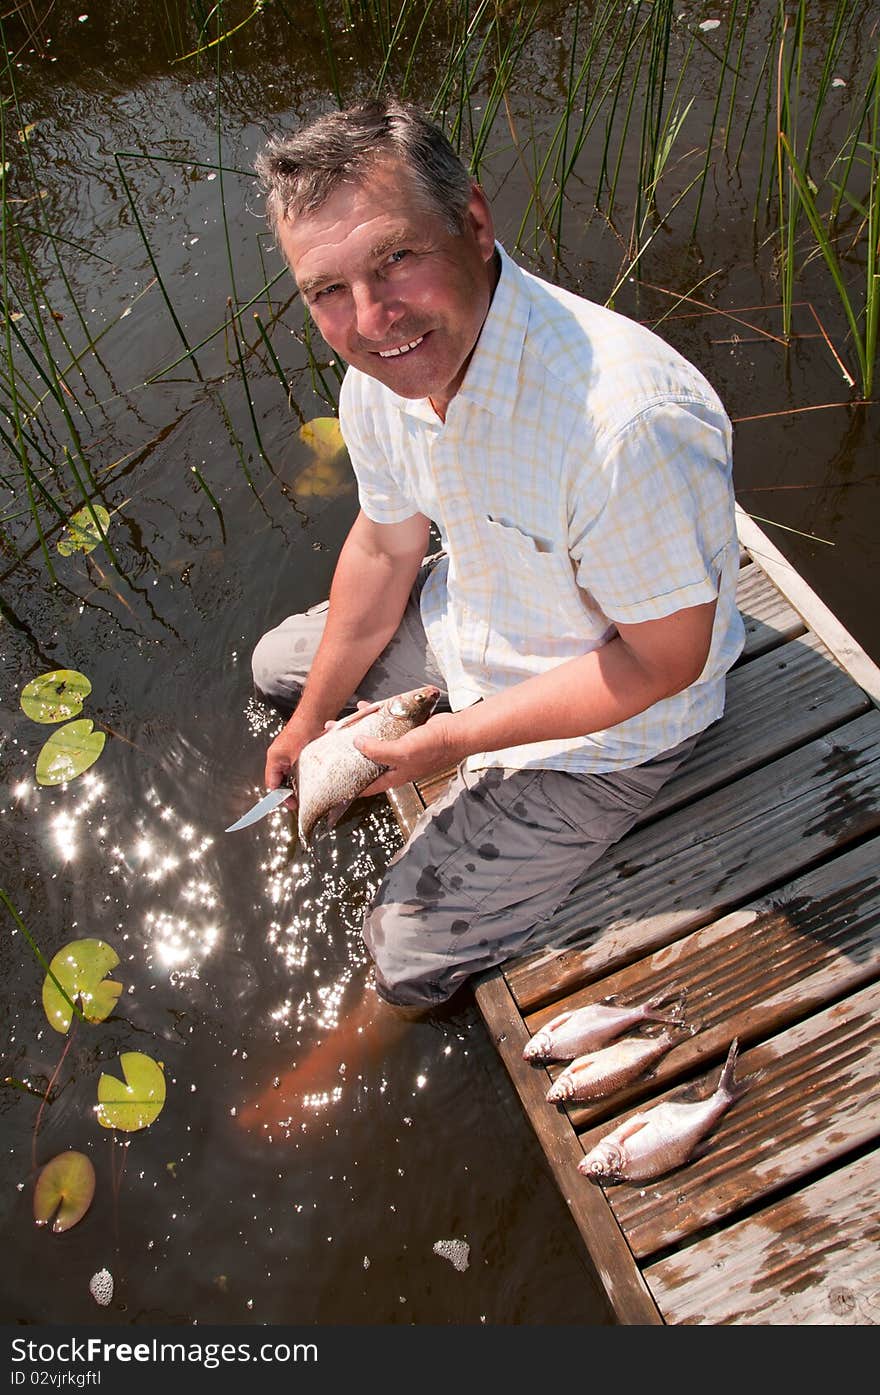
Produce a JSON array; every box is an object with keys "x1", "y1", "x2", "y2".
[
  {"x1": 577, "y1": 1038, "x2": 746, "y2": 1184},
  {"x1": 523, "y1": 990, "x2": 685, "y2": 1064},
  {"x1": 295, "y1": 685, "x2": 440, "y2": 847},
  {"x1": 546, "y1": 1025, "x2": 688, "y2": 1105}
]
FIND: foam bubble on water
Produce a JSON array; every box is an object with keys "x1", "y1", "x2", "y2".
[
  {"x1": 432, "y1": 1239, "x2": 470, "y2": 1273},
  {"x1": 89, "y1": 1268, "x2": 113, "y2": 1306}
]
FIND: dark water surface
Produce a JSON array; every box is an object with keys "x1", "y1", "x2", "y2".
[{"x1": 1, "y1": 2, "x2": 878, "y2": 1329}]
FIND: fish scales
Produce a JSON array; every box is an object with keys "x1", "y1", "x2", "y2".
[
  {"x1": 523, "y1": 990, "x2": 685, "y2": 1064},
  {"x1": 545, "y1": 1027, "x2": 684, "y2": 1104},
  {"x1": 577, "y1": 1038, "x2": 745, "y2": 1183},
  {"x1": 295, "y1": 685, "x2": 439, "y2": 847}
]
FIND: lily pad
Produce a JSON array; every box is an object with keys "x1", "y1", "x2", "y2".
[
  {"x1": 96, "y1": 1052, "x2": 166, "y2": 1132},
  {"x1": 293, "y1": 417, "x2": 354, "y2": 499},
  {"x1": 20, "y1": 669, "x2": 92, "y2": 724},
  {"x1": 33, "y1": 1151, "x2": 96, "y2": 1232},
  {"x1": 35, "y1": 718, "x2": 106, "y2": 786},
  {"x1": 298, "y1": 415, "x2": 344, "y2": 456},
  {"x1": 57, "y1": 505, "x2": 110, "y2": 556},
  {"x1": 42, "y1": 938, "x2": 122, "y2": 1034}
]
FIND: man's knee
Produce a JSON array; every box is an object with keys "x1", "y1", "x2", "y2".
[
  {"x1": 251, "y1": 625, "x2": 306, "y2": 715},
  {"x1": 362, "y1": 902, "x2": 453, "y2": 1010}
]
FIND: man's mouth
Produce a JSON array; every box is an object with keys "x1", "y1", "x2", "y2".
[{"x1": 377, "y1": 335, "x2": 425, "y2": 359}]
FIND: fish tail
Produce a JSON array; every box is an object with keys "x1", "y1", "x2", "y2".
[
  {"x1": 718, "y1": 1037, "x2": 749, "y2": 1100},
  {"x1": 645, "y1": 984, "x2": 687, "y2": 1018}
]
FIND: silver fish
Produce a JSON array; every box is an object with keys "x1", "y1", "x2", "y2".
[
  {"x1": 295, "y1": 685, "x2": 440, "y2": 847},
  {"x1": 545, "y1": 1026, "x2": 686, "y2": 1104},
  {"x1": 577, "y1": 1038, "x2": 745, "y2": 1183},
  {"x1": 522, "y1": 990, "x2": 685, "y2": 1064}
]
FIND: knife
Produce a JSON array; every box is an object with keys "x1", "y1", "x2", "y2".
[{"x1": 225, "y1": 784, "x2": 294, "y2": 833}]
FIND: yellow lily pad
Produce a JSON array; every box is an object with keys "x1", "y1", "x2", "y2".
[
  {"x1": 35, "y1": 718, "x2": 106, "y2": 785},
  {"x1": 293, "y1": 417, "x2": 354, "y2": 499},
  {"x1": 57, "y1": 505, "x2": 110, "y2": 556},
  {"x1": 33, "y1": 1151, "x2": 96, "y2": 1232},
  {"x1": 298, "y1": 415, "x2": 344, "y2": 456},
  {"x1": 21, "y1": 669, "x2": 92, "y2": 724},
  {"x1": 96, "y1": 1052, "x2": 166, "y2": 1132},
  {"x1": 42, "y1": 938, "x2": 122, "y2": 1034}
]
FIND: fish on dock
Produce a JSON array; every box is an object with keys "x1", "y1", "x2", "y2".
[
  {"x1": 522, "y1": 990, "x2": 685, "y2": 1064},
  {"x1": 295, "y1": 685, "x2": 440, "y2": 847},
  {"x1": 545, "y1": 1025, "x2": 688, "y2": 1104},
  {"x1": 577, "y1": 1038, "x2": 747, "y2": 1184}
]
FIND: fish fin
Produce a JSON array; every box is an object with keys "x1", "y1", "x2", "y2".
[
  {"x1": 324, "y1": 799, "x2": 354, "y2": 832},
  {"x1": 645, "y1": 1009, "x2": 688, "y2": 1030},
  {"x1": 305, "y1": 799, "x2": 354, "y2": 845},
  {"x1": 645, "y1": 985, "x2": 687, "y2": 1016},
  {"x1": 551, "y1": 1009, "x2": 574, "y2": 1025},
  {"x1": 614, "y1": 1114, "x2": 652, "y2": 1143},
  {"x1": 717, "y1": 1037, "x2": 754, "y2": 1102},
  {"x1": 331, "y1": 702, "x2": 383, "y2": 730}
]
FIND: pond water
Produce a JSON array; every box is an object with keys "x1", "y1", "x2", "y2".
[{"x1": 1, "y1": 1, "x2": 878, "y2": 1330}]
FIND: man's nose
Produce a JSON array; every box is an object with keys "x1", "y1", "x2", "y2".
[{"x1": 351, "y1": 279, "x2": 402, "y2": 341}]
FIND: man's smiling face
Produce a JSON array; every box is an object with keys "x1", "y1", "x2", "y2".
[{"x1": 277, "y1": 157, "x2": 498, "y2": 418}]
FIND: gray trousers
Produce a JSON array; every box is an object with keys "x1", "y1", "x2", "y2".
[{"x1": 252, "y1": 560, "x2": 696, "y2": 1008}]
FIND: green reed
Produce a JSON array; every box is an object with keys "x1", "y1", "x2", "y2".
[{"x1": 772, "y1": 0, "x2": 879, "y2": 394}]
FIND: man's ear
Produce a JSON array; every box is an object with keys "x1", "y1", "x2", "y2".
[{"x1": 466, "y1": 182, "x2": 496, "y2": 261}]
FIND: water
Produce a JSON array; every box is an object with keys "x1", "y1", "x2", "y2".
[{"x1": 1, "y1": 1, "x2": 878, "y2": 1330}]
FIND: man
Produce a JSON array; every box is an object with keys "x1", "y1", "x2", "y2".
[{"x1": 251, "y1": 98, "x2": 744, "y2": 1015}]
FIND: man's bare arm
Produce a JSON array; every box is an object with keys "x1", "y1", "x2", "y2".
[
  {"x1": 264, "y1": 508, "x2": 431, "y2": 790},
  {"x1": 355, "y1": 599, "x2": 717, "y2": 790}
]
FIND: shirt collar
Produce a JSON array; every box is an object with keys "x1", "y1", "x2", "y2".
[{"x1": 396, "y1": 242, "x2": 530, "y2": 423}]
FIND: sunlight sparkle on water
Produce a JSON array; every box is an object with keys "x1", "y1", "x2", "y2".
[{"x1": 51, "y1": 811, "x2": 77, "y2": 860}]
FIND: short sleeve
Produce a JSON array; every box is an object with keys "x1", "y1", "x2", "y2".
[
  {"x1": 338, "y1": 370, "x2": 421, "y2": 524},
  {"x1": 568, "y1": 398, "x2": 736, "y2": 624}
]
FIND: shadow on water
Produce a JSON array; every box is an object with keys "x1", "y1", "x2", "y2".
[{"x1": 1, "y1": 0, "x2": 878, "y2": 1328}]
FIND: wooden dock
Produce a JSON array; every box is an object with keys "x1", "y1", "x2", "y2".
[{"x1": 386, "y1": 507, "x2": 880, "y2": 1325}]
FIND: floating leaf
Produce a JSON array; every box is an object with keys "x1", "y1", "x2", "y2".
[
  {"x1": 293, "y1": 417, "x2": 354, "y2": 499},
  {"x1": 298, "y1": 415, "x2": 344, "y2": 457},
  {"x1": 33, "y1": 1151, "x2": 96, "y2": 1232},
  {"x1": 57, "y1": 505, "x2": 110, "y2": 556},
  {"x1": 96, "y1": 1052, "x2": 166, "y2": 1132},
  {"x1": 35, "y1": 718, "x2": 106, "y2": 786},
  {"x1": 20, "y1": 669, "x2": 91, "y2": 724},
  {"x1": 42, "y1": 938, "x2": 122, "y2": 1034}
]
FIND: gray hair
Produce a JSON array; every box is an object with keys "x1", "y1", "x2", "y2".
[{"x1": 254, "y1": 98, "x2": 474, "y2": 239}]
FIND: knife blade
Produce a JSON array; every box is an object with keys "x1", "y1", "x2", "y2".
[{"x1": 225, "y1": 785, "x2": 293, "y2": 833}]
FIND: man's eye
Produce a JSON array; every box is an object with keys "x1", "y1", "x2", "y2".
[
  {"x1": 313, "y1": 284, "x2": 341, "y2": 300},
  {"x1": 387, "y1": 249, "x2": 409, "y2": 266}
]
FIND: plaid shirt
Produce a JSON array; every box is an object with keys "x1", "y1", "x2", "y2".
[{"x1": 339, "y1": 245, "x2": 744, "y2": 773}]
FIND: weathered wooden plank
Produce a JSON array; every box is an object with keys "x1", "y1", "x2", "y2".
[
  {"x1": 736, "y1": 506, "x2": 880, "y2": 706},
  {"x1": 506, "y1": 710, "x2": 880, "y2": 1012},
  {"x1": 580, "y1": 980, "x2": 880, "y2": 1259},
  {"x1": 647, "y1": 629, "x2": 869, "y2": 821},
  {"x1": 644, "y1": 1149, "x2": 880, "y2": 1325},
  {"x1": 472, "y1": 971, "x2": 662, "y2": 1325},
  {"x1": 385, "y1": 782, "x2": 426, "y2": 842},
  {"x1": 735, "y1": 559, "x2": 806, "y2": 660},
  {"x1": 530, "y1": 836, "x2": 880, "y2": 1130}
]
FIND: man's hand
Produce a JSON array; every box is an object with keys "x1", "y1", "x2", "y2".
[
  {"x1": 354, "y1": 713, "x2": 460, "y2": 795},
  {"x1": 264, "y1": 712, "x2": 328, "y2": 807}
]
